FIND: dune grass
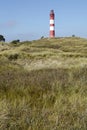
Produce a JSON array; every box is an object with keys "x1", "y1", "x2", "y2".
[{"x1": 0, "y1": 37, "x2": 87, "y2": 130}]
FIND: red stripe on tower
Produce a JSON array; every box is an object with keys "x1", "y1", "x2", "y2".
[{"x1": 50, "y1": 10, "x2": 55, "y2": 38}]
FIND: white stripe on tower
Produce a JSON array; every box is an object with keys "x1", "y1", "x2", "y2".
[{"x1": 50, "y1": 10, "x2": 55, "y2": 38}]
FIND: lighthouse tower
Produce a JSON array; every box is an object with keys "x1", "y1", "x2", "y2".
[{"x1": 50, "y1": 10, "x2": 55, "y2": 38}]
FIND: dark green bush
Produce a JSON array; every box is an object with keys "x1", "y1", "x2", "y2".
[{"x1": 8, "y1": 53, "x2": 19, "y2": 60}]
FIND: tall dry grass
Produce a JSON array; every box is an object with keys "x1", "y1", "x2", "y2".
[{"x1": 0, "y1": 37, "x2": 87, "y2": 129}]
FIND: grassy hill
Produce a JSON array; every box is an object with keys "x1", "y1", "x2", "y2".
[{"x1": 0, "y1": 37, "x2": 87, "y2": 130}]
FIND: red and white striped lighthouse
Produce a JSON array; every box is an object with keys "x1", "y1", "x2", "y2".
[{"x1": 50, "y1": 10, "x2": 55, "y2": 38}]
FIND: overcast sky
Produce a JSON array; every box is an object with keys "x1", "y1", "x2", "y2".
[{"x1": 0, "y1": 0, "x2": 87, "y2": 41}]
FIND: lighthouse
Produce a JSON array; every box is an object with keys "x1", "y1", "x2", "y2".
[{"x1": 50, "y1": 10, "x2": 55, "y2": 38}]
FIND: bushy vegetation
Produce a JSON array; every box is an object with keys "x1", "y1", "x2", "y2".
[
  {"x1": 0, "y1": 35, "x2": 5, "y2": 42},
  {"x1": 11, "y1": 39, "x2": 20, "y2": 44},
  {"x1": 0, "y1": 37, "x2": 87, "y2": 129}
]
